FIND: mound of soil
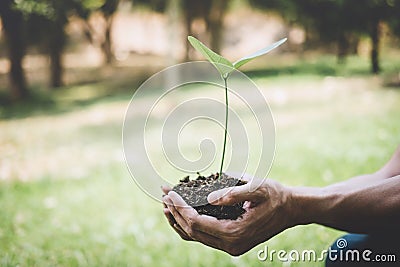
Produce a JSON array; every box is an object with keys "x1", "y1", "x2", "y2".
[{"x1": 172, "y1": 173, "x2": 247, "y2": 220}]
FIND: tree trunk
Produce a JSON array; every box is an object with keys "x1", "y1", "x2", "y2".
[
  {"x1": 337, "y1": 33, "x2": 348, "y2": 65},
  {"x1": 101, "y1": 15, "x2": 114, "y2": 65},
  {"x1": 49, "y1": 21, "x2": 66, "y2": 88},
  {"x1": 100, "y1": 0, "x2": 119, "y2": 65},
  {"x1": 0, "y1": 0, "x2": 28, "y2": 100},
  {"x1": 208, "y1": 0, "x2": 228, "y2": 54},
  {"x1": 370, "y1": 20, "x2": 380, "y2": 74},
  {"x1": 184, "y1": 12, "x2": 192, "y2": 61},
  {"x1": 167, "y1": 0, "x2": 182, "y2": 63},
  {"x1": 49, "y1": 46, "x2": 63, "y2": 88}
]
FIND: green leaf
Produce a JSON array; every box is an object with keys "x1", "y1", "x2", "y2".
[
  {"x1": 82, "y1": 0, "x2": 106, "y2": 10},
  {"x1": 233, "y1": 38, "x2": 287, "y2": 69},
  {"x1": 188, "y1": 36, "x2": 234, "y2": 78}
]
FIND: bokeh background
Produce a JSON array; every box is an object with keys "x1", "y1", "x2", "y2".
[{"x1": 1, "y1": 0, "x2": 400, "y2": 266}]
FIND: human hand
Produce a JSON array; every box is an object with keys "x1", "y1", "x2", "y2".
[{"x1": 162, "y1": 176, "x2": 297, "y2": 256}]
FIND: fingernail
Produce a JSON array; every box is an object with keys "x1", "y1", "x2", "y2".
[
  {"x1": 164, "y1": 195, "x2": 172, "y2": 204},
  {"x1": 207, "y1": 192, "x2": 219, "y2": 204}
]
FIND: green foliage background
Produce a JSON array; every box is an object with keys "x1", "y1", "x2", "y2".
[{"x1": 1, "y1": 55, "x2": 400, "y2": 266}]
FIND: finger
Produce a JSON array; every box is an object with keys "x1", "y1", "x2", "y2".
[
  {"x1": 163, "y1": 208, "x2": 176, "y2": 225},
  {"x1": 164, "y1": 195, "x2": 190, "y2": 229},
  {"x1": 166, "y1": 193, "x2": 237, "y2": 252},
  {"x1": 163, "y1": 207, "x2": 170, "y2": 215},
  {"x1": 164, "y1": 208, "x2": 192, "y2": 241},
  {"x1": 173, "y1": 223, "x2": 192, "y2": 241},
  {"x1": 187, "y1": 228, "x2": 225, "y2": 251},
  {"x1": 163, "y1": 207, "x2": 177, "y2": 228},
  {"x1": 163, "y1": 207, "x2": 192, "y2": 241},
  {"x1": 169, "y1": 210, "x2": 232, "y2": 252},
  {"x1": 164, "y1": 195, "x2": 197, "y2": 240},
  {"x1": 165, "y1": 196, "x2": 225, "y2": 248},
  {"x1": 167, "y1": 191, "x2": 225, "y2": 235},
  {"x1": 161, "y1": 185, "x2": 172, "y2": 195},
  {"x1": 163, "y1": 197, "x2": 176, "y2": 225},
  {"x1": 207, "y1": 183, "x2": 264, "y2": 206}
]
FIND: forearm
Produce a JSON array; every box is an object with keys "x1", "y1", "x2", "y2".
[
  {"x1": 318, "y1": 171, "x2": 388, "y2": 193},
  {"x1": 291, "y1": 175, "x2": 400, "y2": 234}
]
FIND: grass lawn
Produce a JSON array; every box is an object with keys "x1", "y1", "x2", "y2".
[{"x1": 1, "y1": 55, "x2": 400, "y2": 266}]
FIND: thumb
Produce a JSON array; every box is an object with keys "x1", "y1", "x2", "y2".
[{"x1": 207, "y1": 183, "x2": 263, "y2": 205}]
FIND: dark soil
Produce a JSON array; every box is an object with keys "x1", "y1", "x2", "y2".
[{"x1": 172, "y1": 173, "x2": 247, "y2": 220}]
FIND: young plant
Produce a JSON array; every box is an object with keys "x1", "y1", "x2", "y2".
[{"x1": 188, "y1": 36, "x2": 287, "y2": 176}]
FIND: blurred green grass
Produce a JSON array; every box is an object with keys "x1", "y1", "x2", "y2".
[{"x1": 1, "y1": 55, "x2": 400, "y2": 266}]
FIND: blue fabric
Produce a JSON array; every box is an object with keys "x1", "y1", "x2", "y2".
[{"x1": 325, "y1": 233, "x2": 399, "y2": 266}]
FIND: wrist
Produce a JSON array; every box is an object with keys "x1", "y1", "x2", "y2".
[{"x1": 288, "y1": 185, "x2": 343, "y2": 226}]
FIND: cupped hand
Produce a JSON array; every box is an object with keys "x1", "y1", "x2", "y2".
[{"x1": 161, "y1": 176, "x2": 297, "y2": 256}]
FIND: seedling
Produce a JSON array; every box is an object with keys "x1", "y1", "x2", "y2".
[
  {"x1": 187, "y1": 36, "x2": 287, "y2": 176},
  {"x1": 172, "y1": 37, "x2": 287, "y2": 220}
]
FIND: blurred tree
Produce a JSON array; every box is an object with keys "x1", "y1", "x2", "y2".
[
  {"x1": 208, "y1": 0, "x2": 229, "y2": 54},
  {"x1": 248, "y1": 0, "x2": 307, "y2": 41},
  {"x1": 100, "y1": 0, "x2": 119, "y2": 64},
  {"x1": 296, "y1": 0, "x2": 361, "y2": 64},
  {"x1": 249, "y1": 0, "x2": 357, "y2": 62},
  {"x1": 77, "y1": 0, "x2": 120, "y2": 65},
  {"x1": 13, "y1": 0, "x2": 120, "y2": 88},
  {"x1": 250, "y1": 0, "x2": 400, "y2": 74},
  {"x1": 0, "y1": 0, "x2": 28, "y2": 99},
  {"x1": 14, "y1": 0, "x2": 73, "y2": 88},
  {"x1": 134, "y1": 0, "x2": 167, "y2": 13},
  {"x1": 182, "y1": 0, "x2": 228, "y2": 60},
  {"x1": 319, "y1": 0, "x2": 393, "y2": 73},
  {"x1": 166, "y1": 0, "x2": 181, "y2": 65},
  {"x1": 134, "y1": 0, "x2": 229, "y2": 60},
  {"x1": 182, "y1": 0, "x2": 212, "y2": 60},
  {"x1": 48, "y1": 1, "x2": 69, "y2": 88},
  {"x1": 387, "y1": 0, "x2": 400, "y2": 36}
]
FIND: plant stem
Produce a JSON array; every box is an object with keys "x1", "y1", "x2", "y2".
[{"x1": 219, "y1": 77, "x2": 228, "y2": 176}]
